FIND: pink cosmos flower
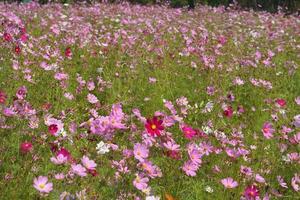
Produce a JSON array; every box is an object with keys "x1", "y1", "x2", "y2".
[
  {"x1": 81, "y1": 156, "x2": 97, "y2": 170},
  {"x1": 50, "y1": 154, "x2": 68, "y2": 165},
  {"x1": 133, "y1": 174, "x2": 149, "y2": 191},
  {"x1": 182, "y1": 160, "x2": 199, "y2": 176},
  {"x1": 255, "y1": 174, "x2": 265, "y2": 183},
  {"x1": 71, "y1": 164, "x2": 87, "y2": 177},
  {"x1": 16, "y1": 85, "x2": 27, "y2": 100},
  {"x1": 188, "y1": 149, "x2": 202, "y2": 165},
  {"x1": 133, "y1": 143, "x2": 149, "y2": 162},
  {"x1": 262, "y1": 122, "x2": 275, "y2": 139},
  {"x1": 295, "y1": 97, "x2": 300, "y2": 105},
  {"x1": 240, "y1": 166, "x2": 253, "y2": 177},
  {"x1": 54, "y1": 173, "x2": 65, "y2": 180},
  {"x1": 221, "y1": 177, "x2": 238, "y2": 189},
  {"x1": 33, "y1": 176, "x2": 53, "y2": 193},
  {"x1": 87, "y1": 93, "x2": 99, "y2": 104},
  {"x1": 277, "y1": 176, "x2": 288, "y2": 188},
  {"x1": 291, "y1": 174, "x2": 300, "y2": 192}
]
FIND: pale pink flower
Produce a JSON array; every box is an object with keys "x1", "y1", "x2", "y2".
[
  {"x1": 33, "y1": 176, "x2": 53, "y2": 193},
  {"x1": 71, "y1": 164, "x2": 87, "y2": 177},
  {"x1": 133, "y1": 143, "x2": 149, "y2": 162},
  {"x1": 133, "y1": 174, "x2": 149, "y2": 191},
  {"x1": 87, "y1": 93, "x2": 98, "y2": 104},
  {"x1": 221, "y1": 177, "x2": 238, "y2": 188},
  {"x1": 50, "y1": 154, "x2": 68, "y2": 165},
  {"x1": 81, "y1": 156, "x2": 97, "y2": 170}
]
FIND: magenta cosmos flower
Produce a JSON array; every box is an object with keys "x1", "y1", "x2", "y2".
[
  {"x1": 182, "y1": 125, "x2": 197, "y2": 140},
  {"x1": 0, "y1": 90, "x2": 7, "y2": 104},
  {"x1": 133, "y1": 143, "x2": 149, "y2": 162},
  {"x1": 33, "y1": 176, "x2": 53, "y2": 193},
  {"x1": 20, "y1": 142, "x2": 33, "y2": 154},
  {"x1": 145, "y1": 116, "x2": 164, "y2": 137},
  {"x1": 16, "y1": 85, "x2": 27, "y2": 100},
  {"x1": 45, "y1": 117, "x2": 64, "y2": 136},
  {"x1": 221, "y1": 177, "x2": 238, "y2": 189},
  {"x1": 244, "y1": 185, "x2": 259, "y2": 199},
  {"x1": 262, "y1": 122, "x2": 275, "y2": 139}
]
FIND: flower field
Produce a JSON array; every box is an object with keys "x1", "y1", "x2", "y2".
[{"x1": 0, "y1": 2, "x2": 299, "y2": 200}]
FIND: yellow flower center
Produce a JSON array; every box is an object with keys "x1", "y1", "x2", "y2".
[
  {"x1": 151, "y1": 124, "x2": 156, "y2": 130},
  {"x1": 39, "y1": 184, "x2": 45, "y2": 189}
]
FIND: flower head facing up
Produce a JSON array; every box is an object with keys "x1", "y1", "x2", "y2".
[
  {"x1": 71, "y1": 164, "x2": 87, "y2": 177},
  {"x1": 145, "y1": 116, "x2": 164, "y2": 137},
  {"x1": 81, "y1": 156, "x2": 97, "y2": 170},
  {"x1": 33, "y1": 176, "x2": 53, "y2": 194},
  {"x1": 0, "y1": 90, "x2": 7, "y2": 104},
  {"x1": 133, "y1": 174, "x2": 149, "y2": 191},
  {"x1": 182, "y1": 125, "x2": 197, "y2": 140},
  {"x1": 221, "y1": 177, "x2": 238, "y2": 189},
  {"x1": 262, "y1": 122, "x2": 275, "y2": 139},
  {"x1": 133, "y1": 143, "x2": 149, "y2": 162},
  {"x1": 244, "y1": 185, "x2": 259, "y2": 199},
  {"x1": 20, "y1": 142, "x2": 33, "y2": 154},
  {"x1": 96, "y1": 141, "x2": 110, "y2": 155},
  {"x1": 65, "y1": 47, "x2": 72, "y2": 58}
]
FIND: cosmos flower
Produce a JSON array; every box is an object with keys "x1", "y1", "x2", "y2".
[
  {"x1": 50, "y1": 154, "x2": 68, "y2": 165},
  {"x1": 133, "y1": 174, "x2": 149, "y2": 191},
  {"x1": 133, "y1": 143, "x2": 149, "y2": 162},
  {"x1": 81, "y1": 156, "x2": 97, "y2": 170},
  {"x1": 262, "y1": 122, "x2": 275, "y2": 139},
  {"x1": 0, "y1": 90, "x2": 7, "y2": 104},
  {"x1": 275, "y1": 98, "x2": 286, "y2": 107},
  {"x1": 244, "y1": 185, "x2": 259, "y2": 199},
  {"x1": 181, "y1": 125, "x2": 197, "y2": 140},
  {"x1": 65, "y1": 47, "x2": 72, "y2": 57},
  {"x1": 16, "y1": 85, "x2": 27, "y2": 100},
  {"x1": 182, "y1": 160, "x2": 199, "y2": 176},
  {"x1": 20, "y1": 142, "x2": 33, "y2": 154},
  {"x1": 96, "y1": 141, "x2": 110, "y2": 155},
  {"x1": 145, "y1": 116, "x2": 164, "y2": 137},
  {"x1": 71, "y1": 164, "x2": 87, "y2": 177},
  {"x1": 221, "y1": 177, "x2": 238, "y2": 189},
  {"x1": 33, "y1": 176, "x2": 53, "y2": 193}
]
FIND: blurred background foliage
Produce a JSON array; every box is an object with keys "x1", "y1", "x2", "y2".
[{"x1": 0, "y1": 0, "x2": 299, "y2": 14}]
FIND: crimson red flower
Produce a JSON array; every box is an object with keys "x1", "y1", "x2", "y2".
[
  {"x1": 65, "y1": 47, "x2": 72, "y2": 57},
  {"x1": 88, "y1": 169, "x2": 99, "y2": 176},
  {"x1": 0, "y1": 90, "x2": 7, "y2": 104},
  {"x1": 15, "y1": 45, "x2": 21, "y2": 54},
  {"x1": 166, "y1": 150, "x2": 181, "y2": 160},
  {"x1": 20, "y1": 142, "x2": 33, "y2": 154},
  {"x1": 48, "y1": 124, "x2": 58, "y2": 135},
  {"x1": 56, "y1": 148, "x2": 71, "y2": 160},
  {"x1": 3, "y1": 32, "x2": 12, "y2": 42},
  {"x1": 275, "y1": 98, "x2": 286, "y2": 107},
  {"x1": 145, "y1": 116, "x2": 164, "y2": 136},
  {"x1": 244, "y1": 185, "x2": 259, "y2": 200},
  {"x1": 223, "y1": 106, "x2": 233, "y2": 118}
]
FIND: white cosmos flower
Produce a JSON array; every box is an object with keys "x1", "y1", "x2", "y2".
[
  {"x1": 96, "y1": 141, "x2": 110, "y2": 155},
  {"x1": 145, "y1": 196, "x2": 160, "y2": 200}
]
